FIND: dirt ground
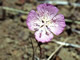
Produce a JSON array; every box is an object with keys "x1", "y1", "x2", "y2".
[{"x1": 0, "y1": 0, "x2": 80, "y2": 60}]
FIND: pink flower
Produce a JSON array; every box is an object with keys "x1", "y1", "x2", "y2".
[{"x1": 26, "y1": 4, "x2": 66, "y2": 43}]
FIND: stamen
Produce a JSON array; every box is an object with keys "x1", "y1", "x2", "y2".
[
  {"x1": 46, "y1": 31, "x2": 49, "y2": 35},
  {"x1": 34, "y1": 28, "x2": 38, "y2": 31},
  {"x1": 39, "y1": 32, "x2": 42, "y2": 38},
  {"x1": 42, "y1": 20, "x2": 44, "y2": 23},
  {"x1": 41, "y1": 25, "x2": 44, "y2": 27}
]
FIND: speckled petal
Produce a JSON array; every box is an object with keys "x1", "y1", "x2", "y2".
[
  {"x1": 37, "y1": 3, "x2": 59, "y2": 17},
  {"x1": 26, "y1": 10, "x2": 42, "y2": 31},
  {"x1": 48, "y1": 14, "x2": 66, "y2": 35},
  {"x1": 35, "y1": 27, "x2": 53, "y2": 43}
]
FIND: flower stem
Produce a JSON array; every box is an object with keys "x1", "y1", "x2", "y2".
[{"x1": 38, "y1": 42, "x2": 42, "y2": 59}]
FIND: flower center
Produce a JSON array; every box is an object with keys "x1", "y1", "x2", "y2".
[{"x1": 41, "y1": 16, "x2": 51, "y2": 26}]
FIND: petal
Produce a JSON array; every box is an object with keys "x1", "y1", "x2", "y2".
[
  {"x1": 48, "y1": 14, "x2": 66, "y2": 35},
  {"x1": 35, "y1": 27, "x2": 53, "y2": 43},
  {"x1": 37, "y1": 3, "x2": 59, "y2": 17},
  {"x1": 53, "y1": 14, "x2": 66, "y2": 27},
  {"x1": 26, "y1": 10, "x2": 42, "y2": 31}
]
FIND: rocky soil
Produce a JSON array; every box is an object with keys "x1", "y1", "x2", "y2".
[{"x1": 0, "y1": 0, "x2": 80, "y2": 60}]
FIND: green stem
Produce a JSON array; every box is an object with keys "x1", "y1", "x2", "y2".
[
  {"x1": 0, "y1": 7, "x2": 28, "y2": 14},
  {"x1": 65, "y1": 19, "x2": 80, "y2": 24}
]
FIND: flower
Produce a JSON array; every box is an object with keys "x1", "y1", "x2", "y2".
[{"x1": 26, "y1": 4, "x2": 66, "y2": 43}]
